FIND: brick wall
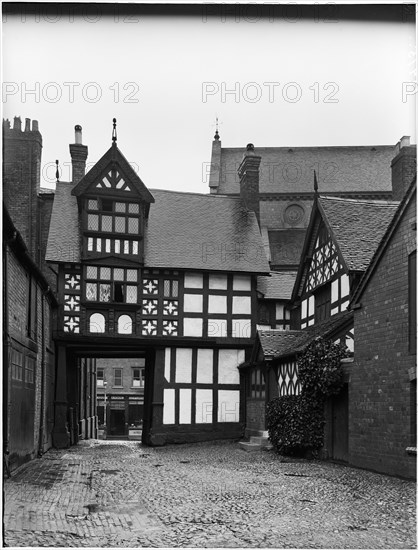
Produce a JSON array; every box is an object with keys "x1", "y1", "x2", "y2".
[
  {"x1": 6, "y1": 245, "x2": 56, "y2": 470},
  {"x1": 350, "y1": 194, "x2": 416, "y2": 479}
]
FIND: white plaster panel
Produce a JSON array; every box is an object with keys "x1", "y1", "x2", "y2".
[
  {"x1": 208, "y1": 295, "x2": 227, "y2": 314},
  {"x1": 184, "y1": 294, "x2": 203, "y2": 313},
  {"x1": 308, "y1": 295, "x2": 315, "y2": 315},
  {"x1": 231, "y1": 319, "x2": 251, "y2": 338},
  {"x1": 184, "y1": 272, "x2": 203, "y2": 288},
  {"x1": 331, "y1": 279, "x2": 338, "y2": 303},
  {"x1": 183, "y1": 318, "x2": 203, "y2": 337},
  {"x1": 233, "y1": 275, "x2": 251, "y2": 291},
  {"x1": 164, "y1": 348, "x2": 171, "y2": 383},
  {"x1": 195, "y1": 389, "x2": 213, "y2": 423},
  {"x1": 196, "y1": 349, "x2": 213, "y2": 384},
  {"x1": 163, "y1": 389, "x2": 175, "y2": 424},
  {"x1": 301, "y1": 299, "x2": 307, "y2": 318},
  {"x1": 207, "y1": 319, "x2": 227, "y2": 338},
  {"x1": 209, "y1": 274, "x2": 228, "y2": 290},
  {"x1": 175, "y1": 348, "x2": 193, "y2": 383},
  {"x1": 341, "y1": 273, "x2": 350, "y2": 298},
  {"x1": 276, "y1": 303, "x2": 284, "y2": 319},
  {"x1": 218, "y1": 349, "x2": 243, "y2": 384},
  {"x1": 218, "y1": 390, "x2": 240, "y2": 422},
  {"x1": 232, "y1": 296, "x2": 251, "y2": 315},
  {"x1": 179, "y1": 389, "x2": 192, "y2": 424}
]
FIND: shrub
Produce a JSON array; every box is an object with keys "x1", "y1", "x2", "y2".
[
  {"x1": 266, "y1": 395, "x2": 324, "y2": 456},
  {"x1": 267, "y1": 337, "x2": 348, "y2": 457}
]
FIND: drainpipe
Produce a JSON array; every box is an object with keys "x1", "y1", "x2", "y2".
[{"x1": 38, "y1": 288, "x2": 48, "y2": 456}]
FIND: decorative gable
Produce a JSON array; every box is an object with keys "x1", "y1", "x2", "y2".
[
  {"x1": 306, "y1": 222, "x2": 344, "y2": 293},
  {"x1": 292, "y1": 196, "x2": 350, "y2": 329},
  {"x1": 71, "y1": 142, "x2": 154, "y2": 206},
  {"x1": 95, "y1": 167, "x2": 132, "y2": 192}
]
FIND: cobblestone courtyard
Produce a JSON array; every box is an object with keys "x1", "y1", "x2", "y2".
[{"x1": 3, "y1": 440, "x2": 416, "y2": 548}]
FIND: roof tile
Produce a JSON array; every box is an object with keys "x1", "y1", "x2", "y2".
[{"x1": 319, "y1": 196, "x2": 399, "y2": 270}]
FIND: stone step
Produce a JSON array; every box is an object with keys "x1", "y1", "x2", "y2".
[{"x1": 238, "y1": 441, "x2": 262, "y2": 452}]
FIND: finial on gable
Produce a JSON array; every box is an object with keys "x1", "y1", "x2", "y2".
[
  {"x1": 112, "y1": 118, "x2": 117, "y2": 144},
  {"x1": 213, "y1": 116, "x2": 221, "y2": 140},
  {"x1": 55, "y1": 160, "x2": 60, "y2": 183},
  {"x1": 314, "y1": 170, "x2": 318, "y2": 194}
]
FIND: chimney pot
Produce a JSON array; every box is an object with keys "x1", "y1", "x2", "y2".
[
  {"x1": 32, "y1": 120, "x2": 39, "y2": 132},
  {"x1": 13, "y1": 116, "x2": 22, "y2": 131},
  {"x1": 25, "y1": 118, "x2": 31, "y2": 132},
  {"x1": 75, "y1": 125, "x2": 83, "y2": 144}
]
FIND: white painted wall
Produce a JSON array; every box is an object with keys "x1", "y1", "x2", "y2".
[
  {"x1": 209, "y1": 274, "x2": 228, "y2": 290},
  {"x1": 207, "y1": 319, "x2": 227, "y2": 337},
  {"x1": 208, "y1": 294, "x2": 227, "y2": 314},
  {"x1": 196, "y1": 389, "x2": 213, "y2": 423},
  {"x1": 218, "y1": 349, "x2": 244, "y2": 384},
  {"x1": 233, "y1": 274, "x2": 251, "y2": 291},
  {"x1": 164, "y1": 348, "x2": 171, "y2": 382},
  {"x1": 183, "y1": 318, "x2": 203, "y2": 337},
  {"x1": 196, "y1": 348, "x2": 213, "y2": 383},
  {"x1": 218, "y1": 390, "x2": 240, "y2": 422},
  {"x1": 232, "y1": 296, "x2": 251, "y2": 315},
  {"x1": 179, "y1": 389, "x2": 192, "y2": 424},
  {"x1": 184, "y1": 272, "x2": 203, "y2": 288},
  {"x1": 163, "y1": 389, "x2": 175, "y2": 424},
  {"x1": 175, "y1": 348, "x2": 193, "y2": 383},
  {"x1": 231, "y1": 319, "x2": 251, "y2": 338},
  {"x1": 184, "y1": 294, "x2": 203, "y2": 312}
]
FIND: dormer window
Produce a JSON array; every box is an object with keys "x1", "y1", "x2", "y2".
[
  {"x1": 85, "y1": 198, "x2": 141, "y2": 235},
  {"x1": 84, "y1": 198, "x2": 143, "y2": 258}
]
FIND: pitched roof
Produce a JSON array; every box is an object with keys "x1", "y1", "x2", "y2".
[
  {"x1": 258, "y1": 310, "x2": 353, "y2": 359},
  {"x1": 46, "y1": 185, "x2": 270, "y2": 273},
  {"x1": 257, "y1": 271, "x2": 297, "y2": 300},
  {"x1": 213, "y1": 145, "x2": 394, "y2": 195},
  {"x1": 71, "y1": 144, "x2": 154, "y2": 204},
  {"x1": 145, "y1": 189, "x2": 270, "y2": 272},
  {"x1": 45, "y1": 181, "x2": 80, "y2": 263},
  {"x1": 350, "y1": 177, "x2": 417, "y2": 306},
  {"x1": 319, "y1": 196, "x2": 400, "y2": 271}
]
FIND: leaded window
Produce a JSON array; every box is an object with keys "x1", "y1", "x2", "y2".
[{"x1": 85, "y1": 266, "x2": 140, "y2": 304}]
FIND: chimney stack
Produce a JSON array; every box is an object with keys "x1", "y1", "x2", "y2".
[
  {"x1": 238, "y1": 143, "x2": 262, "y2": 226},
  {"x1": 209, "y1": 130, "x2": 222, "y2": 194},
  {"x1": 69, "y1": 124, "x2": 88, "y2": 185},
  {"x1": 391, "y1": 136, "x2": 416, "y2": 201}
]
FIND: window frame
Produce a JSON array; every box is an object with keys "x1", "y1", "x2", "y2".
[
  {"x1": 113, "y1": 368, "x2": 123, "y2": 388},
  {"x1": 84, "y1": 265, "x2": 139, "y2": 304}
]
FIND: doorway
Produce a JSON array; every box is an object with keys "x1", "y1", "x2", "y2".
[
  {"x1": 109, "y1": 409, "x2": 126, "y2": 436},
  {"x1": 330, "y1": 384, "x2": 349, "y2": 462}
]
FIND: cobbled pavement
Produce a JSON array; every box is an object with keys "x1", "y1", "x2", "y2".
[{"x1": 3, "y1": 439, "x2": 416, "y2": 548}]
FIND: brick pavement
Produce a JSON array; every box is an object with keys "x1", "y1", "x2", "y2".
[{"x1": 3, "y1": 440, "x2": 417, "y2": 548}]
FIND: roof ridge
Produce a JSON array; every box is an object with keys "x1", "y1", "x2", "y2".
[
  {"x1": 320, "y1": 195, "x2": 400, "y2": 206},
  {"x1": 149, "y1": 188, "x2": 241, "y2": 200}
]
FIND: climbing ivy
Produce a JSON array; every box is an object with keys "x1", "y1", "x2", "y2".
[{"x1": 266, "y1": 337, "x2": 348, "y2": 457}]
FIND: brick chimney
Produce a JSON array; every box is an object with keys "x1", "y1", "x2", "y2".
[
  {"x1": 391, "y1": 136, "x2": 416, "y2": 200},
  {"x1": 3, "y1": 116, "x2": 42, "y2": 260},
  {"x1": 238, "y1": 143, "x2": 261, "y2": 226},
  {"x1": 69, "y1": 125, "x2": 88, "y2": 185}
]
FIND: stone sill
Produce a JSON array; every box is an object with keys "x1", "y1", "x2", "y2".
[{"x1": 406, "y1": 447, "x2": 417, "y2": 455}]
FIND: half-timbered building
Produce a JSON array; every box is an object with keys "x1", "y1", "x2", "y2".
[
  {"x1": 242, "y1": 179, "x2": 400, "y2": 454},
  {"x1": 45, "y1": 123, "x2": 270, "y2": 446}
]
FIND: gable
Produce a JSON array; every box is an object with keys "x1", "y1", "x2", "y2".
[
  {"x1": 292, "y1": 198, "x2": 347, "y2": 302},
  {"x1": 72, "y1": 144, "x2": 154, "y2": 204}
]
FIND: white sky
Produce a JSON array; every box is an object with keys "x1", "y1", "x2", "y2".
[{"x1": 2, "y1": 4, "x2": 416, "y2": 193}]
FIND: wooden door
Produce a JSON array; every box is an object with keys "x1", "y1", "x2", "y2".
[{"x1": 331, "y1": 384, "x2": 349, "y2": 462}]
